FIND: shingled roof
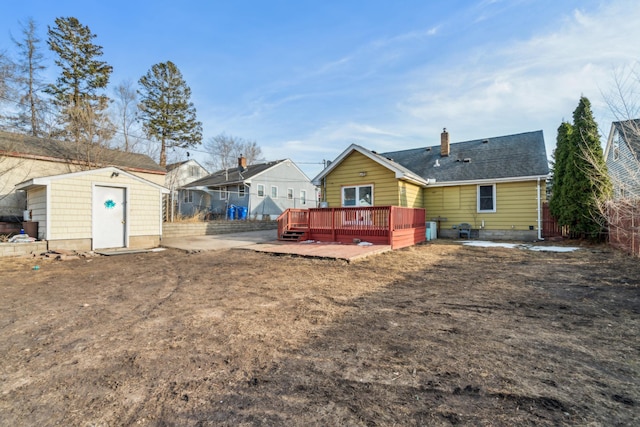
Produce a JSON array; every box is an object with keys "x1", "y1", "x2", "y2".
[
  {"x1": 381, "y1": 130, "x2": 549, "y2": 183},
  {"x1": 184, "y1": 159, "x2": 287, "y2": 188},
  {"x1": 0, "y1": 131, "x2": 165, "y2": 174}
]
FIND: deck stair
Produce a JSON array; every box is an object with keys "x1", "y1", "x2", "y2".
[{"x1": 280, "y1": 229, "x2": 307, "y2": 241}]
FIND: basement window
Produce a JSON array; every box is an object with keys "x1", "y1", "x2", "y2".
[{"x1": 477, "y1": 184, "x2": 496, "y2": 212}]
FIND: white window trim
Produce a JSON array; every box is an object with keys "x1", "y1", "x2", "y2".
[
  {"x1": 257, "y1": 184, "x2": 265, "y2": 197},
  {"x1": 477, "y1": 184, "x2": 496, "y2": 213},
  {"x1": 341, "y1": 184, "x2": 374, "y2": 207},
  {"x1": 287, "y1": 188, "x2": 294, "y2": 200},
  {"x1": 239, "y1": 185, "x2": 245, "y2": 197},
  {"x1": 183, "y1": 190, "x2": 193, "y2": 204},
  {"x1": 300, "y1": 190, "x2": 307, "y2": 205},
  {"x1": 271, "y1": 186, "x2": 278, "y2": 198},
  {"x1": 220, "y1": 188, "x2": 227, "y2": 200}
]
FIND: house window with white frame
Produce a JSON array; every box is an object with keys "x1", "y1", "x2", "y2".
[
  {"x1": 183, "y1": 190, "x2": 193, "y2": 203},
  {"x1": 220, "y1": 188, "x2": 227, "y2": 200},
  {"x1": 342, "y1": 185, "x2": 373, "y2": 207},
  {"x1": 271, "y1": 186, "x2": 278, "y2": 198},
  {"x1": 239, "y1": 185, "x2": 245, "y2": 197},
  {"x1": 287, "y1": 188, "x2": 294, "y2": 200},
  {"x1": 477, "y1": 184, "x2": 496, "y2": 212},
  {"x1": 300, "y1": 190, "x2": 307, "y2": 205},
  {"x1": 257, "y1": 184, "x2": 265, "y2": 197}
]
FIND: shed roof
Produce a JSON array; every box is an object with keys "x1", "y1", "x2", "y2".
[{"x1": 0, "y1": 131, "x2": 165, "y2": 174}]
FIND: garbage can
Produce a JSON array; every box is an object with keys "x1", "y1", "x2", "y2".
[
  {"x1": 22, "y1": 221, "x2": 38, "y2": 239},
  {"x1": 237, "y1": 206, "x2": 248, "y2": 220},
  {"x1": 226, "y1": 205, "x2": 236, "y2": 220}
]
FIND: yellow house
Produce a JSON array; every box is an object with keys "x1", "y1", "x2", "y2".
[{"x1": 313, "y1": 129, "x2": 550, "y2": 240}]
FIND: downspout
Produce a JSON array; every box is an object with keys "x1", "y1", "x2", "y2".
[{"x1": 537, "y1": 177, "x2": 544, "y2": 241}]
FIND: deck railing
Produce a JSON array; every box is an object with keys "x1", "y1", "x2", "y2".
[{"x1": 278, "y1": 206, "x2": 426, "y2": 249}]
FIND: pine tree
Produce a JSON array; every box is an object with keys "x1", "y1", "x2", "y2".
[
  {"x1": 137, "y1": 61, "x2": 202, "y2": 166},
  {"x1": 549, "y1": 121, "x2": 573, "y2": 224},
  {"x1": 12, "y1": 18, "x2": 47, "y2": 136},
  {"x1": 551, "y1": 97, "x2": 612, "y2": 238},
  {"x1": 46, "y1": 17, "x2": 114, "y2": 145}
]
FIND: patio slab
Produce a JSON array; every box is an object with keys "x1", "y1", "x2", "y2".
[{"x1": 244, "y1": 240, "x2": 392, "y2": 262}]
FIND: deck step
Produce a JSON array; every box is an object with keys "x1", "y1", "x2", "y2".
[{"x1": 280, "y1": 230, "x2": 306, "y2": 241}]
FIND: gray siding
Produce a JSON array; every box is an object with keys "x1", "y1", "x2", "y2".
[{"x1": 606, "y1": 129, "x2": 640, "y2": 199}]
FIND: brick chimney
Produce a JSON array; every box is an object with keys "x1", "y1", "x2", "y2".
[
  {"x1": 440, "y1": 128, "x2": 450, "y2": 157},
  {"x1": 238, "y1": 155, "x2": 247, "y2": 170}
]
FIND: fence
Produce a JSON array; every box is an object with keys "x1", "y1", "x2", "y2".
[{"x1": 608, "y1": 200, "x2": 640, "y2": 257}]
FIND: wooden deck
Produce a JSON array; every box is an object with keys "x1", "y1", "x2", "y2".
[{"x1": 277, "y1": 206, "x2": 426, "y2": 250}]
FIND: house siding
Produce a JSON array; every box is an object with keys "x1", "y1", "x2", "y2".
[
  {"x1": 398, "y1": 181, "x2": 423, "y2": 208},
  {"x1": 324, "y1": 151, "x2": 398, "y2": 207},
  {"x1": 606, "y1": 129, "x2": 640, "y2": 199},
  {"x1": 425, "y1": 180, "x2": 541, "y2": 233}
]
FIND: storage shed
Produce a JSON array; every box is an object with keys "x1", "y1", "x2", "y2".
[{"x1": 16, "y1": 166, "x2": 169, "y2": 251}]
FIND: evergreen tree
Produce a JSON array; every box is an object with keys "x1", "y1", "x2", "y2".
[
  {"x1": 551, "y1": 97, "x2": 612, "y2": 238},
  {"x1": 46, "y1": 17, "x2": 114, "y2": 145},
  {"x1": 137, "y1": 61, "x2": 202, "y2": 166},
  {"x1": 12, "y1": 18, "x2": 47, "y2": 136},
  {"x1": 549, "y1": 121, "x2": 573, "y2": 224}
]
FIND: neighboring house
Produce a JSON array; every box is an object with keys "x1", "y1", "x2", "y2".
[
  {"x1": 0, "y1": 131, "x2": 166, "y2": 220},
  {"x1": 312, "y1": 129, "x2": 550, "y2": 240},
  {"x1": 604, "y1": 119, "x2": 640, "y2": 199},
  {"x1": 165, "y1": 159, "x2": 209, "y2": 217},
  {"x1": 183, "y1": 157, "x2": 318, "y2": 219},
  {"x1": 0, "y1": 131, "x2": 168, "y2": 251}
]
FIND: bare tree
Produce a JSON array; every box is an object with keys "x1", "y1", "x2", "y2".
[
  {"x1": 204, "y1": 133, "x2": 264, "y2": 171},
  {"x1": 0, "y1": 50, "x2": 17, "y2": 129},
  {"x1": 112, "y1": 80, "x2": 139, "y2": 152}
]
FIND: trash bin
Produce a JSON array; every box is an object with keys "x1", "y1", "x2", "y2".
[
  {"x1": 226, "y1": 205, "x2": 236, "y2": 220},
  {"x1": 237, "y1": 206, "x2": 248, "y2": 220},
  {"x1": 22, "y1": 221, "x2": 38, "y2": 239}
]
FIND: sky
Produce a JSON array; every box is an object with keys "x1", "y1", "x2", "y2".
[{"x1": 1, "y1": 0, "x2": 639, "y2": 178}]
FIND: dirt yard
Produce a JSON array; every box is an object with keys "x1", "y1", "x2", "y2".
[{"x1": 0, "y1": 241, "x2": 638, "y2": 426}]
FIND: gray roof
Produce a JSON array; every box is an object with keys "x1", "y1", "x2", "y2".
[
  {"x1": 381, "y1": 130, "x2": 549, "y2": 183},
  {"x1": 0, "y1": 131, "x2": 165, "y2": 174},
  {"x1": 613, "y1": 119, "x2": 640, "y2": 157},
  {"x1": 185, "y1": 160, "x2": 286, "y2": 188}
]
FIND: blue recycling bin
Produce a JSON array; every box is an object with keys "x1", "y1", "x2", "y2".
[
  {"x1": 227, "y1": 205, "x2": 236, "y2": 220},
  {"x1": 237, "y1": 206, "x2": 248, "y2": 220}
]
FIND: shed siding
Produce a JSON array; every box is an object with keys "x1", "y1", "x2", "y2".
[
  {"x1": 325, "y1": 152, "x2": 398, "y2": 207},
  {"x1": 47, "y1": 170, "x2": 162, "y2": 240},
  {"x1": 28, "y1": 187, "x2": 47, "y2": 240},
  {"x1": 425, "y1": 180, "x2": 541, "y2": 230}
]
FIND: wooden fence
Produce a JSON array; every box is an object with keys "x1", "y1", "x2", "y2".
[{"x1": 608, "y1": 200, "x2": 640, "y2": 257}]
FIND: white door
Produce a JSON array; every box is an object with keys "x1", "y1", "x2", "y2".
[{"x1": 93, "y1": 186, "x2": 126, "y2": 249}]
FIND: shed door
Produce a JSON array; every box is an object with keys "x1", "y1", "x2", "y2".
[{"x1": 93, "y1": 186, "x2": 126, "y2": 249}]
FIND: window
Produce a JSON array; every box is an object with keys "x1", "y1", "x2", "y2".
[
  {"x1": 342, "y1": 185, "x2": 373, "y2": 207},
  {"x1": 257, "y1": 184, "x2": 265, "y2": 197},
  {"x1": 220, "y1": 188, "x2": 227, "y2": 200},
  {"x1": 188, "y1": 165, "x2": 199, "y2": 177},
  {"x1": 239, "y1": 185, "x2": 245, "y2": 197},
  {"x1": 300, "y1": 190, "x2": 307, "y2": 205},
  {"x1": 183, "y1": 190, "x2": 193, "y2": 204},
  {"x1": 477, "y1": 184, "x2": 496, "y2": 212},
  {"x1": 271, "y1": 186, "x2": 278, "y2": 198},
  {"x1": 287, "y1": 188, "x2": 294, "y2": 200}
]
